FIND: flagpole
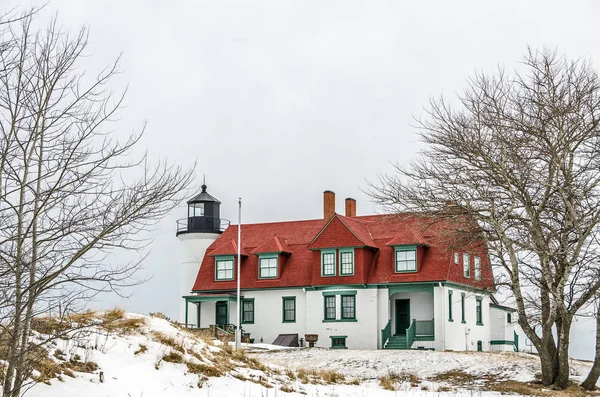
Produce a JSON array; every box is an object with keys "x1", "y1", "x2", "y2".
[{"x1": 236, "y1": 197, "x2": 242, "y2": 350}]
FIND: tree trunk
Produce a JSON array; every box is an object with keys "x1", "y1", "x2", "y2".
[
  {"x1": 555, "y1": 316, "x2": 573, "y2": 389},
  {"x1": 581, "y1": 302, "x2": 600, "y2": 390},
  {"x1": 539, "y1": 347, "x2": 556, "y2": 386}
]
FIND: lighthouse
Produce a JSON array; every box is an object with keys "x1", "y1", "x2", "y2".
[{"x1": 177, "y1": 182, "x2": 228, "y2": 326}]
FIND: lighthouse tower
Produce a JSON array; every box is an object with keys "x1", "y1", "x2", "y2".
[{"x1": 177, "y1": 183, "x2": 226, "y2": 325}]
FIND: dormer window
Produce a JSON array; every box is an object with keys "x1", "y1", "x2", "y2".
[
  {"x1": 339, "y1": 248, "x2": 354, "y2": 276},
  {"x1": 394, "y1": 245, "x2": 417, "y2": 273},
  {"x1": 258, "y1": 254, "x2": 278, "y2": 279},
  {"x1": 215, "y1": 256, "x2": 234, "y2": 281},
  {"x1": 321, "y1": 249, "x2": 336, "y2": 276},
  {"x1": 463, "y1": 253, "x2": 471, "y2": 278}
]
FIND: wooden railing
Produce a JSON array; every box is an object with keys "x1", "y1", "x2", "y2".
[
  {"x1": 415, "y1": 319, "x2": 434, "y2": 336},
  {"x1": 407, "y1": 319, "x2": 434, "y2": 349},
  {"x1": 381, "y1": 320, "x2": 391, "y2": 348}
]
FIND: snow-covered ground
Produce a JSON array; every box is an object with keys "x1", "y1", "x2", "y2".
[{"x1": 24, "y1": 312, "x2": 595, "y2": 397}]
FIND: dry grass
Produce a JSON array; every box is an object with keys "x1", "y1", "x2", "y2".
[
  {"x1": 103, "y1": 308, "x2": 125, "y2": 322},
  {"x1": 31, "y1": 309, "x2": 144, "y2": 337},
  {"x1": 293, "y1": 367, "x2": 347, "y2": 385},
  {"x1": 149, "y1": 312, "x2": 171, "y2": 321},
  {"x1": 30, "y1": 317, "x2": 72, "y2": 335},
  {"x1": 430, "y1": 370, "x2": 600, "y2": 396},
  {"x1": 430, "y1": 369, "x2": 479, "y2": 386},
  {"x1": 279, "y1": 383, "x2": 296, "y2": 393},
  {"x1": 161, "y1": 351, "x2": 184, "y2": 364},
  {"x1": 379, "y1": 371, "x2": 420, "y2": 391},
  {"x1": 64, "y1": 359, "x2": 98, "y2": 373},
  {"x1": 185, "y1": 361, "x2": 224, "y2": 377},
  {"x1": 151, "y1": 332, "x2": 185, "y2": 353},
  {"x1": 134, "y1": 344, "x2": 147, "y2": 355},
  {"x1": 490, "y1": 380, "x2": 600, "y2": 396},
  {"x1": 68, "y1": 310, "x2": 96, "y2": 326}
]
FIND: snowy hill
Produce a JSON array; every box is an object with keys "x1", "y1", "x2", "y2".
[{"x1": 22, "y1": 311, "x2": 596, "y2": 397}]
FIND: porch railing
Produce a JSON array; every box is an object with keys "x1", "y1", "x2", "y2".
[
  {"x1": 406, "y1": 318, "x2": 434, "y2": 349},
  {"x1": 415, "y1": 319, "x2": 434, "y2": 336},
  {"x1": 381, "y1": 320, "x2": 391, "y2": 348}
]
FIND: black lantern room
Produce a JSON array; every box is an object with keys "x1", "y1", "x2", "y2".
[{"x1": 176, "y1": 183, "x2": 224, "y2": 235}]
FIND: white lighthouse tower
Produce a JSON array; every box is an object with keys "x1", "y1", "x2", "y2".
[{"x1": 177, "y1": 183, "x2": 227, "y2": 326}]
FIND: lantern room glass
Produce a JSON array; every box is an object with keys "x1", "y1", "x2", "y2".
[{"x1": 188, "y1": 202, "x2": 205, "y2": 217}]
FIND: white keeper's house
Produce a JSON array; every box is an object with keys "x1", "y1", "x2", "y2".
[{"x1": 177, "y1": 185, "x2": 517, "y2": 351}]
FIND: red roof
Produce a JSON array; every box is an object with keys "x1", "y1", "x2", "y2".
[
  {"x1": 191, "y1": 213, "x2": 494, "y2": 292},
  {"x1": 385, "y1": 229, "x2": 430, "y2": 246},
  {"x1": 208, "y1": 239, "x2": 249, "y2": 257},
  {"x1": 251, "y1": 236, "x2": 291, "y2": 254}
]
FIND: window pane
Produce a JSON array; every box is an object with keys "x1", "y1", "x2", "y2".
[
  {"x1": 216, "y1": 259, "x2": 233, "y2": 280},
  {"x1": 283, "y1": 298, "x2": 295, "y2": 321},
  {"x1": 454, "y1": 253, "x2": 459, "y2": 264},
  {"x1": 342, "y1": 295, "x2": 355, "y2": 319},
  {"x1": 341, "y1": 251, "x2": 353, "y2": 274},
  {"x1": 325, "y1": 296, "x2": 336, "y2": 319},
  {"x1": 396, "y1": 250, "x2": 416, "y2": 272},
  {"x1": 260, "y1": 257, "x2": 277, "y2": 278},
  {"x1": 243, "y1": 301, "x2": 254, "y2": 322},
  {"x1": 463, "y1": 253, "x2": 470, "y2": 277},
  {"x1": 323, "y1": 252, "x2": 335, "y2": 275},
  {"x1": 474, "y1": 257, "x2": 481, "y2": 280}
]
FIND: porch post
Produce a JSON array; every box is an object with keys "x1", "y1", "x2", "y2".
[
  {"x1": 196, "y1": 302, "x2": 201, "y2": 328},
  {"x1": 184, "y1": 298, "x2": 189, "y2": 328}
]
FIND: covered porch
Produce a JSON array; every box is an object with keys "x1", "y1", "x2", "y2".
[
  {"x1": 381, "y1": 284, "x2": 436, "y2": 350},
  {"x1": 182, "y1": 293, "x2": 238, "y2": 332}
]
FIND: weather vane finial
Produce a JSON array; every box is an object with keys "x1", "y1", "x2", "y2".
[{"x1": 201, "y1": 174, "x2": 207, "y2": 192}]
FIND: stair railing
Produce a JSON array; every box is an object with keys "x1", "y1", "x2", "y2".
[
  {"x1": 406, "y1": 319, "x2": 416, "y2": 349},
  {"x1": 381, "y1": 320, "x2": 391, "y2": 348}
]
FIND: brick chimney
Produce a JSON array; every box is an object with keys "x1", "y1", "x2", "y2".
[
  {"x1": 323, "y1": 190, "x2": 335, "y2": 220},
  {"x1": 345, "y1": 198, "x2": 356, "y2": 217}
]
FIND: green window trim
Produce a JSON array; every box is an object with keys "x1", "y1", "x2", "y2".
[
  {"x1": 507, "y1": 312, "x2": 512, "y2": 324},
  {"x1": 258, "y1": 253, "x2": 279, "y2": 279},
  {"x1": 476, "y1": 296, "x2": 483, "y2": 326},
  {"x1": 282, "y1": 296, "x2": 296, "y2": 323},
  {"x1": 324, "y1": 295, "x2": 336, "y2": 320},
  {"x1": 322, "y1": 290, "x2": 357, "y2": 296},
  {"x1": 215, "y1": 255, "x2": 235, "y2": 281},
  {"x1": 242, "y1": 298, "x2": 255, "y2": 324},
  {"x1": 394, "y1": 245, "x2": 417, "y2": 273},
  {"x1": 330, "y1": 335, "x2": 347, "y2": 349},
  {"x1": 339, "y1": 248, "x2": 355, "y2": 276},
  {"x1": 461, "y1": 293, "x2": 466, "y2": 323},
  {"x1": 448, "y1": 290, "x2": 453, "y2": 322},
  {"x1": 321, "y1": 249, "x2": 337, "y2": 277}
]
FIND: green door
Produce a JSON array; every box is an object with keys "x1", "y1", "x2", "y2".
[
  {"x1": 395, "y1": 299, "x2": 411, "y2": 335},
  {"x1": 215, "y1": 301, "x2": 228, "y2": 327}
]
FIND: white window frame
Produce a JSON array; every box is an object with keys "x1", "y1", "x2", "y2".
[
  {"x1": 258, "y1": 254, "x2": 278, "y2": 279},
  {"x1": 474, "y1": 256, "x2": 481, "y2": 281},
  {"x1": 463, "y1": 253, "x2": 470, "y2": 278},
  {"x1": 215, "y1": 257, "x2": 234, "y2": 281}
]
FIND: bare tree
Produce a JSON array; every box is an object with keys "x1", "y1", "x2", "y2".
[
  {"x1": 0, "y1": 12, "x2": 194, "y2": 396},
  {"x1": 368, "y1": 48, "x2": 600, "y2": 390}
]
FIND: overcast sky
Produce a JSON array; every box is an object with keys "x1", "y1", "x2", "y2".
[{"x1": 10, "y1": 0, "x2": 600, "y2": 359}]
